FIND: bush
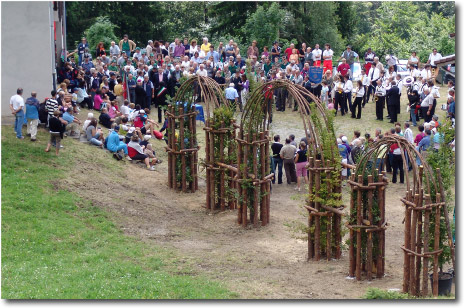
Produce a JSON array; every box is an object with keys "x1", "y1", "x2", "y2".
[
  {"x1": 84, "y1": 16, "x2": 118, "y2": 56},
  {"x1": 362, "y1": 288, "x2": 409, "y2": 299}
]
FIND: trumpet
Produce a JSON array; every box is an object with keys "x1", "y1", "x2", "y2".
[{"x1": 374, "y1": 95, "x2": 379, "y2": 102}]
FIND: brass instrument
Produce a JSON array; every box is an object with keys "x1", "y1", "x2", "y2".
[{"x1": 375, "y1": 95, "x2": 379, "y2": 102}]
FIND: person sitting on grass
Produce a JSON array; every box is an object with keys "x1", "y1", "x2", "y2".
[
  {"x1": 139, "y1": 134, "x2": 162, "y2": 164},
  {"x1": 83, "y1": 112, "x2": 94, "y2": 131},
  {"x1": 99, "y1": 107, "x2": 114, "y2": 129},
  {"x1": 85, "y1": 118, "x2": 104, "y2": 148},
  {"x1": 61, "y1": 108, "x2": 82, "y2": 137},
  {"x1": 45, "y1": 110, "x2": 66, "y2": 155},
  {"x1": 127, "y1": 133, "x2": 156, "y2": 171},
  {"x1": 133, "y1": 109, "x2": 159, "y2": 138},
  {"x1": 107, "y1": 125, "x2": 130, "y2": 160}
]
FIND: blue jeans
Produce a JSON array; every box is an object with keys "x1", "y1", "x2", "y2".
[
  {"x1": 349, "y1": 63, "x2": 354, "y2": 78},
  {"x1": 376, "y1": 158, "x2": 384, "y2": 172},
  {"x1": 89, "y1": 132, "x2": 102, "y2": 146},
  {"x1": 410, "y1": 108, "x2": 417, "y2": 126},
  {"x1": 272, "y1": 157, "x2": 283, "y2": 184},
  {"x1": 14, "y1": 110, "x2": 25, "y2": 138}
]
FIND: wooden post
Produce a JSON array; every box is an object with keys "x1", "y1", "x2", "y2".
[
  {"x1": 356, "y1": 174, "x2": 363, "y2": 281},
  {"x1": 409, "y1": 194, "x2": 419, "y2": 296},
  {"x1": 348, "y1": 178, "x2": 355, "y2": 277},
  {"x1": 205, "y1": 123, "x2": 211, "y2": 209},
  {"x1": 403, "y1": 198, "x2": 411, "y2": 292},
  {"x1": 415, "y1": 192, "x2": 423, "y2": 294},
  {"x1": 242, "y1": 134, "x2": 249, "y2": 227},
  {"x1": 307, "y1": 158, "x2": 314, "y2": 260},
  {"x1": 167, "y1": 105, "x2": 173, "y2": 189},
  {"x1": 367, "y1": 175, "x2": 373, "y2": 280},
  {"x1": 219, "y1": 122, "x2": 226, "y2": 210},
  {"x1": 237, "y1": 135, "x2": 243, "y2": 225},
  {"x1": 252, "y1": 133, "x2": 259, "y2": 226},
  {"x1": 314, "y1": 160, "x2": 321, "y2": 261},
  {"x1": 432, "y1": 193, "x2": 441, "y2": 297},
  {"x1": 264, "y1": 131, "x2": 270, "y2": 225},
  {"x1": 377, "y1": 174, "x2": 385, "y2": 278},
  {"x1": 422, "y1": 194, "x2": 431, "y2": 297},
  {"x1": 179, "y1": 106, "x2": 186, "y2": 192}
]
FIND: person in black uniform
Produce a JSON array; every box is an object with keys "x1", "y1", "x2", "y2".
[
  {"x1": 271, "y1": 135, "x2": 284, "y2": 184},
  {"x1": 386, "y1": 80, "x2": 400, "y2": 123}
]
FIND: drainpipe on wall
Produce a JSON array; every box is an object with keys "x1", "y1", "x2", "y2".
[{"x1": 49, "y1": 1, "x2": 56, "y2": 91}]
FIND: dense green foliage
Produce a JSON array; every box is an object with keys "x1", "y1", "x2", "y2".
[
  {"x1": 67, "y1": 1, "x2": 455, "y2": 60},
  {"x1": 425, "y1": 119, "x2": 455, "y2": 270},
  {"x1": 84, "y1": 16, "x2": 118, "y2": 51},
  {"x1": 1, "y1": 128, "x2": 235, "y2": 299}
]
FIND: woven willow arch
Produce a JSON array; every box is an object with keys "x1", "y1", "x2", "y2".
[{"x1": 347, "y1": 134, "x2": 454, "y2": 297}]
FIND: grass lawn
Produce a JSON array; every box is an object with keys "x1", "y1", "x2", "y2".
[{"x1": 1, "y1": 127, "x2": 237, "y2": 299}]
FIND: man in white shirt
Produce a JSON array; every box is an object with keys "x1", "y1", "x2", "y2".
[
  {"x1": 420, "y1": 88, "x2": 434, "y2": 122},
  {"x1": 322, "y1": 43, "x2": 333, "y2": 73},
  {"x1": 427, "y1": 48, "x2": 442, "y2": 78},
  {"x1": 10, "y1": 88, "x2": 25, "y2": 139},
  {"x1": 367, "y1": 57, "x2": 380, "y2": 102},
  {"x1": 374, "y1": 79, "x2": 386, "y2": 121},
  {"x1": 360, "y1": 69, "x2": 370, "y2": 106},
  {"x1": 109, "y1": 41, "x2": 120, "y2": 58},
  {"x1": 404, "y1": 122, "x2": 414, "y2": 144},
  {"x1": 312, "y1": 44, "x2": 322, "y2": 67},
  {"x1": 420, "y1": 64, "x2": 433, "y2": 80},
  {"x1": 196, "y1": 64, "x2": 208, "y2": 77},
  {"x1": 343, "y1": 75, "x2": 353, "y2": 114},
  {"x1": 146, "y1": 40, "x2": 153, "y2": 57}
]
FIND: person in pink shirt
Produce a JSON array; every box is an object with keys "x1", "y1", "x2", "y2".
[
  {"x1": 414, "y1": 124, "x2": 425, "y2": 146},
  {"x1": 93, "y1": 90, "x2": 103, "y2": 110}
]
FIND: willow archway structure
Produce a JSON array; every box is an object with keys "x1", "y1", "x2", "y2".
[
  {"x1": 222, "y1": 79, "x2": 343, "y2": 258},
  {"x1": 347, "y1": 134, "x2": 454, "y2": 297},
  {"x1": 168, "y1": 76, "x2": 238, "y2": 212}
]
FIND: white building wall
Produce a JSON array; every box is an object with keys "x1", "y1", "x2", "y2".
[{"x1": 1, "y1": 1, "x2": 54, "y2": 120}]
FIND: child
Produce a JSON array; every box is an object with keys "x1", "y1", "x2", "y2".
[
  {"x1": 321, "y1": 80, "x2": 329, "y2": 107},
  {"x1": 45, "y1": 110, "x2": 65, "y2": 155}
]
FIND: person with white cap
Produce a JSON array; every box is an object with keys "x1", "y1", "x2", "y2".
[{"x1": 420, "y1": 87, "x2": 434, "y2": 122}]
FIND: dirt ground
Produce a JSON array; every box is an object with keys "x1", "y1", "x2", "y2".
[{"x1": 54, "y1": 95, "x2": 458, "y2": 299}]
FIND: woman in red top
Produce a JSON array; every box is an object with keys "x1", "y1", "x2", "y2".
[{"x1": 96, "y1": 42, "x2": 106, "y2": 57}]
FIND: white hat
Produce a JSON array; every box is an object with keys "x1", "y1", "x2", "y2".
[
  {"x1": 229, "y1": 83, "x2": 235, "y2": 87},
  {"x1": 139, "y1": 110, "x2": 145, "y2": 114},
  {"x1": 87, "y1": 112, "x2": 94, "y2": 119},
  {"x1": 144, "y1": 135, "x2": 151, "y2": 141},
  {"x1": 128, "y1": 127, "x2": 135, "y2": 133},
  {"x1": 121, "y1": 124, "x2": 129, "y2": 131},
  {"x1": 385, "y1": 55, "x2": 391, "y2": 61},
  {"x1": 341, "y1": 136, "x2": 348, "y2": 143},
  {"x1": 337, "y1": 138, "x2": 342, "y2": 144}
]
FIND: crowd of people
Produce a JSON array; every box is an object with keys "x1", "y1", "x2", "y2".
[
  {"x1": 9, "y1": 33, "x2": 455, "y2": 179},
  {"x1": 271, "y1": 115, "x2": 455, "y2": 189}
]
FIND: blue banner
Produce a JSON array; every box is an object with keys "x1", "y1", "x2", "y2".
[{"x1": 308, "y1": 67, "x2": 323, "y2": 84}]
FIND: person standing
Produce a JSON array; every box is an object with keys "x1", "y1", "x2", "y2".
[
  {"x1": 312, "y1": 44, "x2": 322, "y2": 67},
  {"x1": 337, "y1": 58, "x2": 351, "y2": 79},
  {"x1": 390, "y1": 142, "x2": 404, "y2": 184},
  {"x1": 338, "y1": 46, "x2": 359, "y2": 79},
  {"x1": 280, "y1": 138, "x2": 297, "y2": 185},
  {"x1": 77, "y1": 37, "x2": 89, "y2": 66},
  {"x1": 360, "y1": 69, "x2": 370, "y2": 107},
  {"x1": 426, "y1": 48, "x2": 442, "y2": 78},
  {"x1": 294, "y1": 141, "x2": 308, "y2": 192},
  {"x1": 386, "y1": 80, "x2": 400, "y2": 123},
  {"x1": 119, "y1": 34, "x2": 136, "y2": 56},
  {"x1": 225, "y1": 83, "x2": 239, "y2": 111},
  {"x1": 352, "y1": 80, "x2": 364, "y2": 119},
  {"x1": 247, "y1": 40, "x2": 259, "y2": 59},
  {"x1": 322, "y1": 43, "x2": 333, "y2": 74},
  {"x1": 25, "y1": 91, "x2": 40, "y2": 141},
  {"x1": 343, "y1": 74, "x2": 353, "y2": 114},
  {"x1": 271, "y1": 41, "x2": 281, "y2": 62},
  {"x1": 10, "y1": 88, "x2": 25, "y2": 139},
  {"x1": 271, "y1": 135, "x2": 284, "y2": 184},
  {"x1": 374, "y1": 79, "x2": 386, "y2": 121},
  {"x1": 143, "y1": 75, "x2": 154, "y2": 110},
  {"x1": 364, "y1": 48, "x2": 375, "y2": 76},
  {"x1": 420, "y1": 88, "x2": 434, "y2": 123}
]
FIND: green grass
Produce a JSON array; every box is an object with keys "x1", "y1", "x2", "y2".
[
  {"x1": 1, "y1": 127, "x2": 237, "y2": 299},
  {"x1": 362, "y1": 288, "x2": 455, "y2": 300}
]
